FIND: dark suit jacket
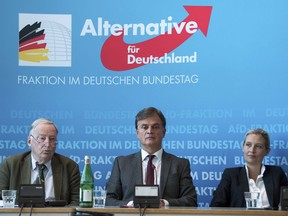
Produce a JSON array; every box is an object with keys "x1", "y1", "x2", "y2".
[
  {"x1": 210, "y1": 165, "x2": 288, "y2": 208},
  {"x1": 106, "y1": 150, "x2": 197, "y2": 207},
  {"x1": 0, "y1": 151, "x2": 80, "y2": 206}
]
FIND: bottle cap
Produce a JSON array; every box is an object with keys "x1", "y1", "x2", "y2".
[{"x1": 84, "y1": 155, "x2": 90, "y2": 164}]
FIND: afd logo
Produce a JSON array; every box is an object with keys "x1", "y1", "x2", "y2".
[
  {"x1": 80, "y1": 6, "x2": 212, "y2": 71},
  {"x1": 19, "y1": 13, "x2": 72, "y2": 67}
]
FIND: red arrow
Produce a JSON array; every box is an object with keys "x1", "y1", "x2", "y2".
[{"x1": 100, "y1": 6, "x2": 212, "y2": 71}]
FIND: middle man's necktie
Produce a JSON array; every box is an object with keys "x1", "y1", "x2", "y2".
[{"x1": 146, "y1": 155, "x2": 155, "y2": 185}]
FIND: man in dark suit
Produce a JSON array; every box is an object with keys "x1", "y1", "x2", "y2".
[
  {"x1": 210, "y1": 128, "x2": 288, "y2": 208},
  {"x1": 106, "y1": 107, "x2": 197, "y2": 207},
  {"x1": 0, "y1": 118, "x2": 80, "y2": 206}
]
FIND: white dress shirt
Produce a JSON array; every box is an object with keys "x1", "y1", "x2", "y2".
[
  {"x1": 31, "y1": 156, "x2": 55, "y2": 201},
  {"x1": 141, "y1": 148, "x2": 163, "y2": 185},
  {"x1": 127, "y1": 149, "x2": 167, "y2": 207},
  {"x1": 245, "y1": 164, "x2": 270, "y2": 208}
]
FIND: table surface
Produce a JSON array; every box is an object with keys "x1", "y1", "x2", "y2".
[
  {"x1": 0, "y1": 207, "x2": 74, "y2": 213},
  {"x1": 0, "y1": 206, "x2": 287, "y2": 216},
  {"x1": 76, "y1": 207, "x2": 288, "y2": 215}
]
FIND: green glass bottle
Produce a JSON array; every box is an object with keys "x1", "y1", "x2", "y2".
[{"x1": 79, "y1": 155, "x2": 94, "y2": 208}]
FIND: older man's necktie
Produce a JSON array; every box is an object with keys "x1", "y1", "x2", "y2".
[
  {"x1": 146, "y1": 155, "x2": 155, "y2": 185},
  {"x1": 35, "y1": 162, "x2": 46, "y2": 185}
]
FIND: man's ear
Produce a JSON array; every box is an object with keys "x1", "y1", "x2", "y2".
[
  {"x1": 136, "y1": 129, "x2": 140, "y2": 138},
  {"x1": 163, "y1": 128, "x2": 166, "y2": 138},
  {"x1": 27, "y1": 136, "x2": 32, "y2": 147}
]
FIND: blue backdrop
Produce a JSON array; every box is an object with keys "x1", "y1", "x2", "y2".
[{"x1": 1, "y1": 0, "x2": 288, "y2": 207}]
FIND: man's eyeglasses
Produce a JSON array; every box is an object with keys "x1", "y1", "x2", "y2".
[{"x1": 30, "y1": 134, "x2": 57, "y2": 146}]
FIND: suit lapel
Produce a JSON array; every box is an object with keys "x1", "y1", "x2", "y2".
[
  {"x1": 239, "y1": 167, "x2": 249, "y2": 191},
  {"x1": 51, "y1": 156, "x2": 62, "y2": 200},
  {"x1": 21, "y1": 154, "x2": 32, "y2": 184},
  {"x1": 263, "y1": 167, "x2": 274, "y2": 206},
  {"x1": 159, "y1": 151, "x2": 171, "y2": 197},
  {"x1": 238, "y1": 167, "x2": 249, "y2": 206},
  {"x1": 133, "y1": 152, "x2": 143, "y2": 184}
]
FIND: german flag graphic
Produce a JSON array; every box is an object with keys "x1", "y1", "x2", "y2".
[{"x1": 19, "y1": 22, "x2": 48, "y2": 62}]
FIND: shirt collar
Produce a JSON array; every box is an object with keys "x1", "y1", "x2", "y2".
[
  {"x1": 245, "y1": 164, "x2": 266, "y2": 179},
  {"x1": 31, "y1": 154, "x2": 52, "y2": 170},
  {"x1": 141, "y1": 148, "x2": 163, "y2": 161}
]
